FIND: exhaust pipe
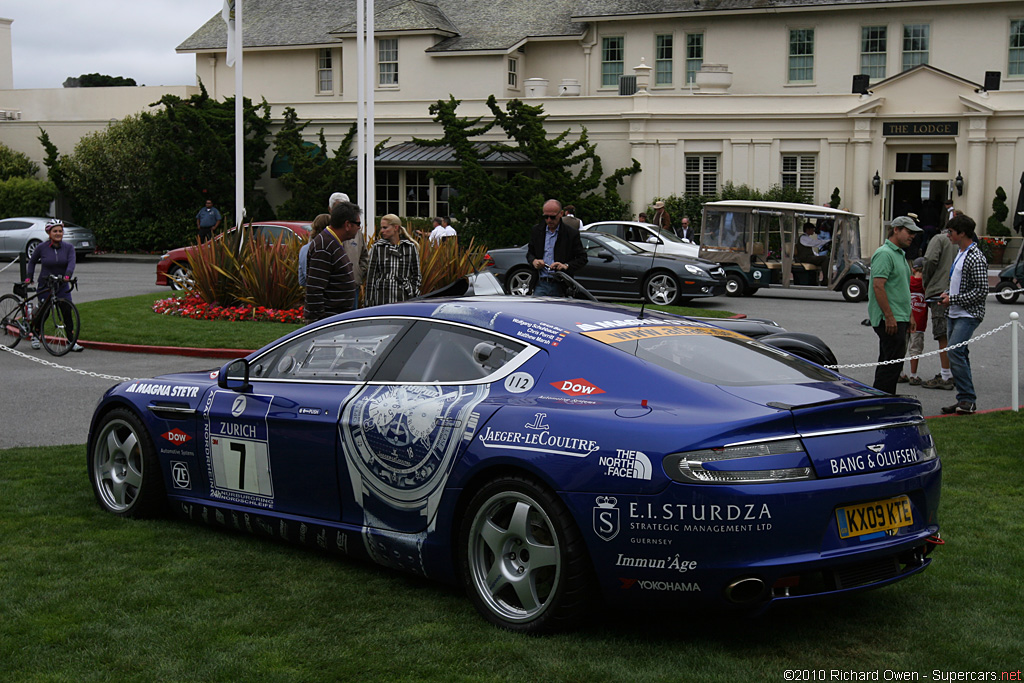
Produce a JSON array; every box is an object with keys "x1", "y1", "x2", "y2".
[{"x1": 724, "y1": 576, "x2": 766, "y2": 604}]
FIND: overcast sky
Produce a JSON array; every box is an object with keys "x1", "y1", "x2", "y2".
[{"x1": 2, "y1": 1, "x2": 219, "y2": 89}]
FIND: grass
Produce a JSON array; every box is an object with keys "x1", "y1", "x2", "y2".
[
  {"x1": 1, "y1": 412, "x2": 1021, "y2": 681},
  {"x1": 75, "y1": 293, "x2": 733, "y2": 350}
]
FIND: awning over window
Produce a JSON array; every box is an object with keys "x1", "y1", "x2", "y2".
[{"x1": 372, "y1": 141, "x2": 531, "y2": 167}]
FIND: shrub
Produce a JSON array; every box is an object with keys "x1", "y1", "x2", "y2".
[
  {"x1": 0, "y1": 143, "x2": 40, "y2": 180},
  {"x1": 987, "y1": 186, "x2": 1010, "y2": 237},
  {"x1": 0, "y1": 177, "x2": 56, "y2": 217}
]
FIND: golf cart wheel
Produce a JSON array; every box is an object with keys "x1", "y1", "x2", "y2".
[{"x1": 995, "y1": 281, "x2": 1019, "y2": 305}]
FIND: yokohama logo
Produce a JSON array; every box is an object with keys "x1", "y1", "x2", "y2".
[
  {"x1": 551, "y1": 378, "x2": 605, "y2": 397},
  {"x1": 162, "y1": 428, "x2": 192, "y2": 444}
]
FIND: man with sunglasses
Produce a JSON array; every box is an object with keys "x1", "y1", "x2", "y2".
[
  {"x1": 526, "y1": 199, "x2": 588, "y2": 297},
  {"x1": 305, "y1": 200, "x2": 361, "y2": 322}
]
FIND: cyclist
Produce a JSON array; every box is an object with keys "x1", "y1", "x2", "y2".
[{"x1": 24, "y1": 219, "x2": 83, "y2": 351}]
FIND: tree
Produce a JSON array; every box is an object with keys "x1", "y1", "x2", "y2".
[
  {"x1": 0, "y1": 142, "x2": 40, "y2": 180},
  {"x1": 414, "y1": 96, "x2": 640, "y2": 248},
  {"x1": 987, "y1": 186, "x2": 1010, "y2": 237},
  {"x1": 64, "y1": 74, "x2": 137, "y2": 88},
  {"x1": 830, "y1": 187, "x2": 841, "y2": 209}
]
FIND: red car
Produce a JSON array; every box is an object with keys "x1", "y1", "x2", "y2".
[{"x1": 156, "y1": 221, "x2": 311, "y2": 290}]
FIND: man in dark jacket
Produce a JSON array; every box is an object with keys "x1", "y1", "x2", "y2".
[
  {"x1": 526, "y1": 199, "x2": 588, "y2": 296},
  {"x1": 305, "y1": 201, "x2": 361, "y2": 321}
]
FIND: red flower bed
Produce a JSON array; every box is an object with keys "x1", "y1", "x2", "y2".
[{"x1": 153, "y1": 294, "x2": 304, "y2": 324}]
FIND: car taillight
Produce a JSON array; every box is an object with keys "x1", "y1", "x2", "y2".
[
  {"x1": 663, "y1": 438, "x2": 815, "y2": 484},
  {"x1": 483, "y1": 254, "x2": 495, "y2": 267}
]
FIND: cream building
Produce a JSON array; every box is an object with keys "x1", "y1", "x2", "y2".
[{"x1": 3, "y1": 1, "x2": 1024, "y2": 251}]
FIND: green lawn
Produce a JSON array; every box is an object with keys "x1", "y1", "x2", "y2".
[{"x1": 1, "y1": 412, "x2": 1020, "y2": 681}]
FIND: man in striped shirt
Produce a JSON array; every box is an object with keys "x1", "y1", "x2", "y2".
[
  {"x1": 304, "y1": 201, "x2": 361, "y2": 322},
  {"x1": 938, "y1": 214, "x2": 987, "y2": 415}
]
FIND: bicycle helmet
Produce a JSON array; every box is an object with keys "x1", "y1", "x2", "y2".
[{"x1": 44, "y1": 218, "x2": 64, "y2": 233}]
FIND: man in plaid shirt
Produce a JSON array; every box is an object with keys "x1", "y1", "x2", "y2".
[{"x1": 938, "y1": 214, "x2": 987, "y2": 415}]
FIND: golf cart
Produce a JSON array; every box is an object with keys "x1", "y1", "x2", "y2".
[
  {"x1": 993, "y1": 237, "x2": 1024, "y2": 304},
  {"x1": 699, "y1": 200, "x2": 871, "y2": 302}
]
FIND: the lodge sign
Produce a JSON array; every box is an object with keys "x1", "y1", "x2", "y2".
[{"x1": 883, "y1": 121, "x2": 958, "y2": 137}]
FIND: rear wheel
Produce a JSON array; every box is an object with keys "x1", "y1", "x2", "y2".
[
  {"x1": 995, "y1": 281, "x2": 1019, "y2": 305},
  {"x1": 842, "y1": 278, "x2": 868, "y2": 303},
  {"x1": 724, "y1": 273, "x2": 746, "y2": 297},
  {"x1": 25, "y1": 239, "x2": 41, "y2": 259},
  {"x1": 0, "y1": 294, "x2": 25, "y2": 348},
  {"x1": 505, "y1": 268, "x2": 535, "y2": 296},
  {"x1": 459, "y1": 475, "x2": 592, "y2": 633},
  {"x1": 89, "y1": 409, "x2": 166, "y2": 518},
  {"x1": 38, "y1": 298, "x2": 80, "y2": 356},
  {"x1": 643, "y1": 272, "x2": 681, "y2": 306}
]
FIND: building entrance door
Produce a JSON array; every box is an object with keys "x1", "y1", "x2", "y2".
[{"x1": 891, "y1": 179, "x2": 950, "y2": 229}]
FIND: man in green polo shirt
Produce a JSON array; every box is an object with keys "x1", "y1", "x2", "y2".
[{"x1": 868, "y1": 215, "x2": 922, "y2": 393}]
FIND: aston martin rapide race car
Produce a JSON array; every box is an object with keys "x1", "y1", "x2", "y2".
[{"x1": 88, "y1": 294, "x2": 941, "y2": 632}]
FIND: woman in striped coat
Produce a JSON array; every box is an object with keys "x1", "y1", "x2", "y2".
[{"x1": 365, "y1": 214, "x2": 421, "y2": 307}]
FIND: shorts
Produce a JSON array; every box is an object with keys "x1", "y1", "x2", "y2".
[
  {"x1": 929, "y1": 301, "x2": 947, "y2": 340},
  {"x1": 908, "y1": 330, "x2": 924, "y2": 356}
]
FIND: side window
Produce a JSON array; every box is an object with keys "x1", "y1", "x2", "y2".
[
  {"x1": 0, "y1": 220, "x2": 32, "y2": 231},
  {"x1": 582, "y1": 235, "x2": 606, "y2": 258},
  {"x1": 250, "y1": 320, "x2": 408, "y2": 381},
  {"x1": 593, "y1": 224, "x2": 616, "y2": 237},
  {"x1": 257, "y1": 225, "x2": 289, "y2": 244},
  {"x1": 375, "y1": 321, "x2": 527, "y2": 383}
]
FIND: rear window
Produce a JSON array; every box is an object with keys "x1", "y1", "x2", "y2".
[{"x1": 583, "y1": 324, "x2": 835, "y2": 386}]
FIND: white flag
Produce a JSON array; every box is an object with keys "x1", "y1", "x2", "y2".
[{"x1": 222, "y1": 0, "x2": 237, "y2": 67}]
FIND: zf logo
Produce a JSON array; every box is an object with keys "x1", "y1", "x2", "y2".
[{"x1": 171, "y1": 462, "x2": 191, "y2": 489}]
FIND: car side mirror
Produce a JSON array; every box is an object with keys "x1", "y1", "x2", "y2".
[
  {"x1": 218, "y1": 358, "x2": 253, "y2": 392},
  {"x1": 597, "y1": 250, "x2": 614, "y2": 261},
  {"x1": 646, "y1": 236, "x2": 661, "y2": 244}
]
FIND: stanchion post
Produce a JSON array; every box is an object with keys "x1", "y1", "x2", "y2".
[{"x1": 1012, "y1": 312, "x2": 1019, "y2": 412}]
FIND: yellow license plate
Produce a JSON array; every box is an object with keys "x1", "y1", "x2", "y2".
[{"x1": 836, "y1": 495, "x2": 913, "y2": 539}]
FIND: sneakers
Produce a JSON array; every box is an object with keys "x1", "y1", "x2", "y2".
[
  {"x1": 30, "y1": 337, "x2": 40, "y2": 349},
  {"x1": 941, "y1": 401, "x2": 977, "y2": 415},
  {"x1": 898, "y1": 374, "x2": 910, "y2": 384},
  {"x1": 921, "y1": 375, "x2": 954, "y2": 390},
  {"x1": 71, "y1": 343, "x2": 84, "y2": 352},
  {"x1": 908, "y1": 376, "x2": 922, "y2": 386}
]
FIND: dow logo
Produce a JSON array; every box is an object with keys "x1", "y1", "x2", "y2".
[{"x1": 551, "y1": 378, "x2": 605, "y2": 397}]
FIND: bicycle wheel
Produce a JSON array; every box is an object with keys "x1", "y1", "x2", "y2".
[
  {"x1": 39, "y1": 298, "x2": 80, "y2": 356},
  {"x1": 0, "y1": 294, "x2": 26, "y2": 348}
]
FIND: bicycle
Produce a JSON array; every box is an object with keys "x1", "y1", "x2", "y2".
[{"x1": 0, "y1": 275, "x2": 81, "y2": 356}]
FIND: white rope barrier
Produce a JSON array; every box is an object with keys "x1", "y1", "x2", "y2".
[{"x1": 0, "y1": 343, "x2": 135, "y2": 381}]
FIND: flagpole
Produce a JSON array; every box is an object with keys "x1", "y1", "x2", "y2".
[
  {"x1": 234, "y1": 0, "x2": 244, "y2": 227},
  {"x1": 356, "y1": 0, "x2": 364, "y2": 219}
]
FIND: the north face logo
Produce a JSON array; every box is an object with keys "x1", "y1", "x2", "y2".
[{"x1": 552, "y1": 378, "x2": 605, "y2": 396}]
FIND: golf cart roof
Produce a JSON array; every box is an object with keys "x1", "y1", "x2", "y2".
[{"x1": 703, "y1": 200, "x2": 863, "y2": 218}]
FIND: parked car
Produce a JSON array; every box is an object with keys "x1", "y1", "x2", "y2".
[
  {"x1": 993, "y1": 238, "x2": 1024, "y2": 304},
  {"x1": 582, "y1": 220, "x2": 700, "y2": 258},
  {"x1": 485, "y1": 231, "x2": 726, "y2": 306},
  {"x1": 155, "y1": 221, "x2": 311, "y2": 290},
  {"x1": 0, "y1": 217, "x2": 97, "y2": 259},
  {"x1": 87, "y1": 295, "x2": 941, "y2": 633}
]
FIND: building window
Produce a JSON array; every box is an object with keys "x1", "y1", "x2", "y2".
[
  {"x1": 902, "y1": 24, "x2": 929, "y2": 71},
  {"x1": 507, "y1": 58, "x2": 518, "y2": 89},
  {"x1": 860, "y1": 26, "x2": 887, "y2": 80},
  {"x1": 685, "y1": 155, "x2": 718, "y2": 196},
  {"x1": 655, "y1": 35, "x2": 673, "y2": 86},
  {"x1": 788, "y1": 29, "x2": 814, "y2": 83},
  {"x1": 378, "y1": 38, "x2": 398, "y2": 86},
  {"x1": 685, "y1": 33, "x2": 704, "y2": 85},
  {"x1": 601, "y1": 36, "x2": 624, "y2": 87},
  {"x1": 405, "y1": 170, "x2": 431, "y2": 218},
  {"x1": 376, "y1": 169, "x2": 400, "y2": 216},
  {"x1": 782, "y1": 155, "x2": 816, "y2": 199},
  {"x1": 1010, "y1": 20, "x2": 1024, "y2": 76},
  {"x1": 436, "y1": 184, "x2": 453, "y2": 219},
  {"x1": 317, "y1": 48, "x2": 333, "y2": 93}
]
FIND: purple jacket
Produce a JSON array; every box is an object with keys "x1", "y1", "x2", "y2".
[{"x1": 26, "y1": 240, "x2": 76, "y2": 300}]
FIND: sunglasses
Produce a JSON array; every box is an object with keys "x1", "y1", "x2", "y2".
[{"x1": 543, "y1": 214, "x2": 560, "y2": 220}]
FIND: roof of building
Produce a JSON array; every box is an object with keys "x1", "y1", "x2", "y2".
[
  {"x1": 374, "y1": 141, "x2": 532, "y2": 166},
  {"x1": 177, "y1": 0, "x2": 587, "y2": 55}
]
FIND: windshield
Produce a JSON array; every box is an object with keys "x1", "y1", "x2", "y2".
[
  {"x1": 583, "y1": 323, "x2": 835, "y2": 386},
  {"x1": 827, "y1": 214, "x2": 862, "y2": 285},
  {"x1": 590, "y1": 233, "x2": 645, "y2": 255}
]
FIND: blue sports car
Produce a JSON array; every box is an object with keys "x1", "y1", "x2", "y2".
[{"x1": 88, "y1": 294, "x2": 941, "y2": 632}]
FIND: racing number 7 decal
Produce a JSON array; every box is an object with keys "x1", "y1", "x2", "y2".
[{"x1": 231, "y1": 442, "x2": 246, "y2": 490}]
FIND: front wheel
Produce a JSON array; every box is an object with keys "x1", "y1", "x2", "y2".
[
  {"x1": 724, "y1": 273, "x2": 746, "y2": 297},
  {"x1": 643, "y1": 272, "x2": 681, "y2": 306},
  {"x1": 842, "y1": 278, "x2": 868, "y2": 303},
  {"x1": 0, "y1": 294, "x2": 26, "y2": 348},
  {"x1": 89, "y1": 408, "x2": 166, "y2": 518},
  {"x1": 168, "y1": 264, "x2": 193, "y2": 291},
  {"x1": 504, "y1": 268, "x2": 535, "y2": 296},
  {"x1": 995, "y1": 281, "x2": 1020, "y2": 305},
  {"x1": 459, "y1": 475, "x2": 593, "y2": 633},
  {"x1": 38, "y1": 298, "x2": 79, "y2": 356}
]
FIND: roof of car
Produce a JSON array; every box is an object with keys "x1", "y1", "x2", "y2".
[{"x1": 702, "y1": 200, "x2": 862, "y2": 217}]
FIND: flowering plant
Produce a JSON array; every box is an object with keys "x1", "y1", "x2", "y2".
[
  {"x1": 153, "y1": 294, "x2": 303, "y2": 324},
  {"x1": 982, "y1": 236, "x2": 1008, "y2": 247}
]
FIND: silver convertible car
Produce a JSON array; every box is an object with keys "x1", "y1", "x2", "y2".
[{"x1": 0, "y1": 216, "x2": 97, "y2": 259}]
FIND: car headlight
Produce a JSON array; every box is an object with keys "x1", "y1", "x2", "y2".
[
  {"x1": 663, "y1": 438, "x2": 816, "y2": 484},
  {"x1": 684, "y1": 264, "x2": 705, "y2": 276}
]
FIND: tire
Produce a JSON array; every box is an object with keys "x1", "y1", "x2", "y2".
[
  {"x1": 724, "y1": 273, "x2": 746, "y2": 297},
  {"x1": 0, "y1": 294, "x2": 25, "y2": 348},
  {"x1": 643, "y1": 271, "x2": 681, "y2": 306},
  {"x1": 459, "y1": 475, "x2": 593, "y2": 633},
  {"x1": 25, "y1": 239, "x2": 41, "y2": 259},
  {"x1": 995, "y1": 281, "x2": 1019, "y2": 305},
  {"x1": 89, "y1": 408, "x2": 166, "y2": 518},
  {"x1": 168, "y1": 264, "x2": 193, "y2": 291},
  {"x1": 842, "y1": 278, "x2": 867, "y2": 303},
  {"x1": 38, "y1": 298, "x2": 80, "y2": 357},
  {"x1": 504, "y1": 268, "x2": 535, "y2": 296}
]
